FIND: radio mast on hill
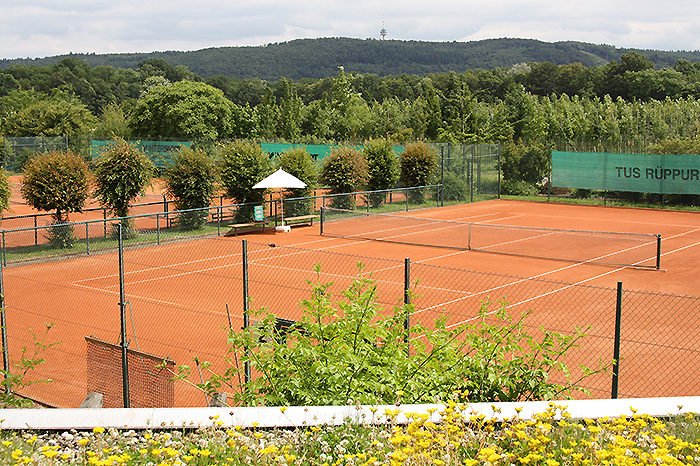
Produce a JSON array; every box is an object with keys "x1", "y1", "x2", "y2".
[{"x1": 380, "y1": 16, "x2": 387, "y2": 40}]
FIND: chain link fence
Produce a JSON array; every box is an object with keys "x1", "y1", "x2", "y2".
[{"x1": 1, "y1": 223, "x2": 698, "y2": 408}]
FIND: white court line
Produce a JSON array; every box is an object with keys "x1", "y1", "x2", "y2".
[
  {"x1": 72, "y1": 251, "x2": 243, "y2": 285},
  {"x1": 71, "y1": 282, "x2": 241, "y2": 319},
  {"x1": 442, "y1": 228, "x2": 700, "y2": 328}
]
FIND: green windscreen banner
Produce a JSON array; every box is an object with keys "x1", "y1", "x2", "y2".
[{"x1": 552, "y1": 151, "x2": 700, "y2": 195}]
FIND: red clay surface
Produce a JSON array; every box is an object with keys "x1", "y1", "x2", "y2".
[{"x1": 6, "y1": 199, "x2": 700, "y2": 407}]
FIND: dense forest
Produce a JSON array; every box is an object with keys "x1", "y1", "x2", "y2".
[
  {"x1": 2, "y1": 38, "x2": 700, "y2": 81},
  {"x1": 5, "y1": 40, "x2": 700, "y2": 199}
]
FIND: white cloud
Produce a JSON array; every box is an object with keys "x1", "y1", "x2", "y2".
[{"x1": 1, "y1": 0, "x2": 699, "y2": 59}]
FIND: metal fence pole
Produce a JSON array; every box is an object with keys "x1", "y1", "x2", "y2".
[
  {"x1": 242, "y1": 239, "x2": 251, "y2": 385},
  {"x1": 2, "y1": 232, "x2": 5, "y2": 267},
  {"x1": 611, "y1": 281, "x2": 623, "y2": 399},
  {"x1": 85, "y1": 223, "x2": 90, "y2": 255},
  {"x1": 404, "y1": 257, "x2": 410, "y2": 356},
  {"x1": 118, "y1": 224, "x2": 130, "y2": 408},
  {"x1": 34, "y1": 216, "x2": 38, "y2": 246},
  {"x1": 440, "y1": 146, "x2": 445, "y2": 208},
  {"x1": 0, "y1": 257, "x2": 9, "y2": 394},
  {"x1": 156, "y1": 214, "x2": 160, "y2": 245},
  {"x1": 498, "y1": 144, "x2": 502, "y2": 199}
]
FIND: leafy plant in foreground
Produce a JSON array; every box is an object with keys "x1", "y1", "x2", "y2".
[
  {"x1": 0, "y1": 322, "x2": 58, "y2": 408},
  {"x1": 180, "y1": 265, "x2": 607, "y2": 406}
]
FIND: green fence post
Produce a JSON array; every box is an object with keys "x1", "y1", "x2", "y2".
[
  {"x1": 242, "y1": 239, "x2": 251, "y2": 386},
  {"x1": 118, "y1": 224, "x2": 130, "y2": 408},
  {"x1": 611, "y1": 281, "x2": 623, "y2": 399},
  {"x1": 2, "y1": 231, "x2": 6, "y2": 267},
  {"x1": 156, "y1": 214, "x2": 160, "y2": 245},
  {"x1": 34, "y1": 216, "x2": 38, "y2": 246},
  {"x1": 85, "y1": 223, "x2": 90, "y2": 255},
  {"x1": 320, "y1": 207, "x2": 325, "y2": 235},
  {"x1": 404, "y1": 258, "x2": 410, "y2": 356},
  {"x1": 0, "y1": 258, "x2": 9, "y2": 393}
]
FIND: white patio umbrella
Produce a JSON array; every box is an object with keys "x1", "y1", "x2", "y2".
[{"x1": 252, "y1": 169, "x2": 307, "y2": 231}]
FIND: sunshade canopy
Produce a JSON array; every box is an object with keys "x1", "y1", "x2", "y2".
[{"x1": 252, "y1": 169, "x2": 307, "y2": 189}]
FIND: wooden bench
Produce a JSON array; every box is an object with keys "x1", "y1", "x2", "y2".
[
  {"x1": 223, "y1": 221, "x2": 267, "y2": 237},
  {"x1": 284, "y1": 215, "x2": 318, "y2": 227}
]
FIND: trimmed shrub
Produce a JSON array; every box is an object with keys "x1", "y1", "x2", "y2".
[
  {"x1": 439, "y1": 171, "x2": 469, "y2": 202},
  {"x1": 219, "y1": 141, "x2": 273, "y2": 222},
  {"x1": 165, "y1": 148, "x2": 218, "y2": 230},
  {"x1": 364, "y1": 138, "x2": 399, "y2": 208},
  {"x1": 275, "y1": 147, "x2": 317, "y2": 217},
  {"x1": 501, "y1": 141, "x2": 550, "y2": 188},
  {"x1": 93, "y1": 139, "x2": 154, "y2": 238},
  {"x1": 319, "y1": 146, "x2": 368, "y2": 210},
  {"x1": 400, "y1": 142, "x2": 438, "y2": 204},
  {"x1": 501, "y1": 179, "x2": 539, "y2": 197}
]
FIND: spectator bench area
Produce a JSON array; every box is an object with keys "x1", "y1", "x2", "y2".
[{"x1": 223, "y1": 214, "x2": 318, "y2": 237}]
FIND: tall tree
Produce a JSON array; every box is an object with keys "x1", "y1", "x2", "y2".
[
  {"x1": 129, "y1": 81, "x2": 235, "y2": 139},
  {"x1": 278, "y1": 78, "x2": 303, "y2": 140}
]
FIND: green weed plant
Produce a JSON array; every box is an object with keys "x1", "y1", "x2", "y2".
[{"x1": 179, "y1": 265, "x2": 607, "y2": 407}]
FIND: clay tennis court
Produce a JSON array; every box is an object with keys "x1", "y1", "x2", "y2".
[{"x1": 5, "y1": 199, "x2": 700, "y2": 407}]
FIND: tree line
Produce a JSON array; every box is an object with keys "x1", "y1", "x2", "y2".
[
  {"x1": 5, "y1": 53, "x2": 700, "y2": 201},
  {"x1": 4, "y1": 37, "x2": 700, "y2": 81}
]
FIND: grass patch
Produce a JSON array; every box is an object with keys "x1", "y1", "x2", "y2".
[
  {"x1": 502, "y1": 194, "x2": 700, "y2": 212},
  {"x1": 3, "y1": 224, "x2": 223, "y2": 265}
]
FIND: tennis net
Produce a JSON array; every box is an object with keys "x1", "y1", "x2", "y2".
[{"x1": 320, "y1": 207, "x2": 662, "y2": 269}]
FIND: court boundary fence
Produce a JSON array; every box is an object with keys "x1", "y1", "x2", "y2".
[
  {"x1": 5, "y1": 230, "x2": 700, "y2": 407},
  {"x1": 0, "y1": 182, "x2": 501, "y2": 266}
]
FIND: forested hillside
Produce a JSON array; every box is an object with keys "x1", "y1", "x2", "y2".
[
  {"x1": 2, "y1": 37, "x2": 700, "y2": 80},
  {"x1": 5, "y1": 41, "x2": 700, "y2": 204}
]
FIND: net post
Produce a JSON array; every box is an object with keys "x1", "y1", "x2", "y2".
[
  {"x1": 118, "y1": 224, "x2": 130, "y2": 408},
  {"x1": 656, "y1": 235, "x2": 661, "y2": 270},
  {"x1": 611, "y1": 281, "x2": 623, "y2": 399},
  {"x1": 242, "y1": 239, "x2": 251, "y2": 385},
  {"x1": 468, "y1": 223, "x2": 472, "y2": 250},
  {"x1": 404, "y1": 257, "x2": 410, "y2": 356},
  {"x1": 320, "y1": 207, "x2": 325, "y2": 235}
]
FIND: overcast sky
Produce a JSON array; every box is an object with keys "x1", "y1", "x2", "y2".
[{"x1": 1, "y1": 1, "x2": 700, "y2": 60}]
